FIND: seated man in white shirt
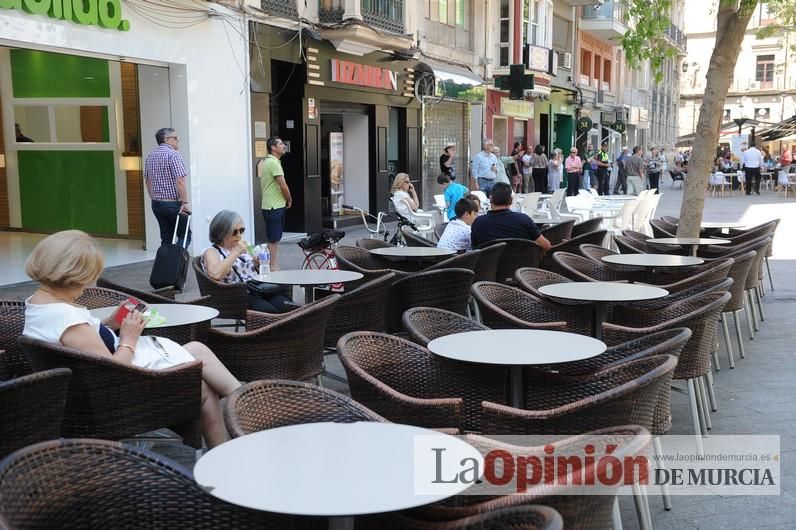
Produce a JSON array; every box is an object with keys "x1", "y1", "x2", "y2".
[{"x1": 437, "y1": 198, "x2": 479, "y2": 251}]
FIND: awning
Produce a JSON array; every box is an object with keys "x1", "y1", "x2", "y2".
[
  {"x1": 676, "y1": 119, "x2": 769, "y2": 147},
  {"x1": 417, "y1": 58, "x2": 484, "y2": 86},
  {"x1": 759, "y1": 115, "x2": 796, "y2": 142}
]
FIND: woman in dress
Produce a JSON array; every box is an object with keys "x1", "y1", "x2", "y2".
[
  {"x1": 202, "y1": 210, "x2": 291, "y2": 313},
  {"x1": 530, "y1": 144, "x2": 549, "y2": 195},
  {"x1": 547, "y1": 148, "x2": 563, "y2": 193},
  {"x1": 23, "y1": 230, "x2": 240, "y2": 448}
]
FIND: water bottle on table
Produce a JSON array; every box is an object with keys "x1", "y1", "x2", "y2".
[{"x1": 258, "y1": 246, "x2": 270, "y2": 277}]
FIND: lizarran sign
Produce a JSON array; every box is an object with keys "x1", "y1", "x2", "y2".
[
  {"x1": 331, "y1": 59, "x2": 398, "y2": 92},
  {"x1": 0, "y1": 0, "x2": 131, "y2": 31}
]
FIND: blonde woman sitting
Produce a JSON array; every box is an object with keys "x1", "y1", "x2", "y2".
[{"x1": 23, "y1": 230, "x2": 241, "y2": 448}]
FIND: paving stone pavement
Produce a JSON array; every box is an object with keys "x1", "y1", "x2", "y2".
[{"x1": 2, "y1": 183, "x2": 794, "y2": 528}]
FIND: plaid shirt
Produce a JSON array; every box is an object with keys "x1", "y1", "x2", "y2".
[{"x1": 144, "y1": 144, "x2": 187, "y2": 200}]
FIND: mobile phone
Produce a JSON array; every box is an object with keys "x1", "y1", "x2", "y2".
[{"x1": 114, "y1": 297, "x2": 148, "y2": 326}]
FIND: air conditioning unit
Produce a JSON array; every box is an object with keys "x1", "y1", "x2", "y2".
[
  {"x1": 560, "y1": 51, "x2": 572, "y2": 69},
  {"x1": 615, "y1": 110, "x2": 626, "y2": 122},
  {"x1": 749, "y1": 81, "x2": 761, "y2": 90}
]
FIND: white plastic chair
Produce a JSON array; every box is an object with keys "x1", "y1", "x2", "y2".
[
  {"x1": 432, "y1": 194, "x2": 448, "y2": 224},
  {"x1": 471, "y1": 190, "x2": 488, "y2": 212},
  {"x1": 391, "y1": 196, "x2": 436, "y2": 237},
  {"x1": 632, "y1": 196, "x2": 656, "y2": 235},
  {"x1": 520, "y1": 192, "x2": 541, "y2": 216}
]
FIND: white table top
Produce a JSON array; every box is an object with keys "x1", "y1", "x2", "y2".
[
  {"x1": 194, "y1": 422, "x2": 483, "y2": 516},
  {"x1": 370, "y1": 246, "x2": 455, "y2": 258},
  {"x1": 596, "y1": 195, "x2": 637, "y2": 201},
  {"x1": 91, "y1": 303, "x2": 219, "y2": 328},
  {"x1": 255, "y1": 269, "x2": 363, "y2": 285},
  {"x1": 700, "y1": 221, "x2": 746, "y2": 229},
  {"x1": 647, "y1": 237, "x2": 731, "y2": 246},
  {"x1": 428, "y1": 329, "x2": 606, "y2": 365},
  {"x1": 602, "y1": 254, "x2": 704, "y2": 267},
  {"x1": 538, "y1": 282, "x2": 669, "y2": 302}
]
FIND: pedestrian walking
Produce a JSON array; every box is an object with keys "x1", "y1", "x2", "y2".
[
  {"x1": 614, "y1": 147, "x2": 629, "y2": 195},
  {"x1": 144, "y1": 127, "x2": 191, "y2": 247},
  {"x1": 645, "y1": 147, "x2": 665, "y2": 194},
  {"x1": 259, "y1": 136, "x2": 293, "y2": 271},
  {"x1": 742, "y1": 141, "x2": 764, "y2": 195},
  {"x1": 625, "y1": 146, "x2": 646, "y2": 195}
]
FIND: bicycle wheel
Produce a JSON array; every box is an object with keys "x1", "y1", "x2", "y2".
[{"x1": 302, "y1": 251, "x2": 332, "y2": 270}]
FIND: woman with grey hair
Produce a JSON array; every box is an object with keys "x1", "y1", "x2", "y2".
[{"x1": 202, "y1": 210, "x2": 291, "y2": 313}]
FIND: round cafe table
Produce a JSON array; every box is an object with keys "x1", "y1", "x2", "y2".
[
  {"x1": 91, "y1": 303, "x2": 219, "y2": 328},
  {"x1": 646, "y1": 237, "x2": 731, "y2": 257},
  {"x1": 428, "y1": 329, "x2": 605, "y2": 408},
  {"x1": 370, "y1": 246, "x2": 455, "y2": 259},
  {"x1": 602, "y1": 253, "x2": 703, "y2": 274},
  {"x1": 700, "y1": 221, "x2": 745, "y2": 230},
  {"x1": 538, "y1": 282, "x2": 668, "y2": 341},
  {"x1": 194, "y1": 422, "x2": 483, "y2": 530},
  {"x1": 256, "y1": 269, "x2": 363, "y2": 304}
]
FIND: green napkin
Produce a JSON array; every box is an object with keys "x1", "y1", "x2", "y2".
[{"x1": 143, "y1": 308, "x2": 167, "y2": 327}]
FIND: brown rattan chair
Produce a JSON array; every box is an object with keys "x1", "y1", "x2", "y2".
[
  {"x1": 425, "y1": 250, "x2": 481, "y2": 274},
  {"x1": 17, "y1": 336, "x2": 204, "y2": 448},
  {"x1": 513, "y1": 267, "x2": 592, "y2": 307},
  {"x1": 571, "y1": 217, "x2": 604, "y2": 238},
  {"x1": 539, "y1": 219, "x2": 575, "y2": 245},
  {"x1": 621, "y1": 277, "x2": 734, "y2": 311},
  {"x1": 402, "y1": 307, "x2": 489, "y2": 347},
  {"x1": 403, "y1": 226, "x2": 437, "y2": 247},
  {"x1": 191, "y1": 256, "x2": 248, "y2": 324},
  {"x1": 96, "y1": 276, "x2": 177, "y2": 302},
  {"x1": 388, "y1": 269, "x2": 475, "y2": 332},
  {"x1": 223, "y1": 379, "x2": 387, "y2": 438},
  {"x1": 472, "y1": 243, "x2": 505, "y2": 282},
  {"x1": 579, "y1": 244, "x2": 648, "y2": 275},
  {"x1": 539, "y1": 230, "x2": 608, "y2": 273},
  {"x1": 336, "y1": 245, "x2": 413, "y2": 281},
  {"x1": 741, "y1": 238, "x2": 772, "y2": 338},
  {"x1": 552, "y1": 252, "x2": 638, "y2": 282},
  {"x1": 481, "y1": 355, "x2": 677, "y2": 434},
  {"x1": 206, "y1": 295, "x2": 339, "y2": 382},
  {"x1": 356, "y1": 238, "x2": 394, "y2": 251},
  {"x1": 324, "y1": 273, "x2": 394, "y2": 348},
  {"x1": 0, "y1": 368, "x2": 71, "y2": 459},
  {"x1": 407, "y1": 426, "x2": 650, "y2": 530},
  {"x1": 361, "y1": 505, "x2": 563, "y2": 530},
  {"x1": 470, "y1": 282, "x2": 578, "y2": 334},
  {"x1": 476, "y1": 239, "x2": 544, "y2": 284},
  {"x1": 75, "y1": 286, "x2": 212, "y2": 344},
  {"x1": 0, "y1": 439, "x2": 320, "y2": 529},
  {"x1": 649, "y1": 219, "x2": 677, "y2": 238},
  {"x1": 434, "y1": 222, "x2": 448, "y2": 241},
  {"x1": 716, "y1": 251, "x2": 756, "y2": 367},
  {"x1": 619, "y1": 230, "x2": 687, "y2": 255},
  {"x1": 0, "y1": 301, "x2": 30, "y2": 378},
  {"x1": 337, "y1": 332, "x2": 508, "y2": 432}
]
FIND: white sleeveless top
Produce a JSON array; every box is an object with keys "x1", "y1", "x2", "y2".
[{"x1": 23, "y1": 298, "x2": 194, "y2": 370}]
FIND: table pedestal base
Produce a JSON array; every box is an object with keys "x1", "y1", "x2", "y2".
[
  {"x1": 593, "y1": 302, "x2": 606, "y2": 341},
  {"x1": 330, "y1": 516, "x2": 355, "y2": 530},
  {"x1": 510, "y1": 366, "x2": 524, "y2": 408}
]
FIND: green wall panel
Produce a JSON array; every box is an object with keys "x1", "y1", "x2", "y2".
[
  {"x1": 19, "y1": 151, "x2": 117, "y2": 234},
  {"x1": 11, "y1": 49, "x2": 110, "y2": 98}
]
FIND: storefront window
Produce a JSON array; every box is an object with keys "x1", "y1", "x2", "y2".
[{"x1": 14, "y1": 104, "x2": 111, "y2": 143}]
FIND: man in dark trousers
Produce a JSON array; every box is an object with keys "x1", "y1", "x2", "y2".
[
  {"x1": 614, "y1": 146, "x2": 629, "y2": 195},
  {"x1": 594, "y1": 141, "x2": 611, "y2": 195}
]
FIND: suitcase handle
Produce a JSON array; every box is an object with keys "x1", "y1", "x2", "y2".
[{"x1": 172, "y1": 213, "x2": 191, "y2": 249}]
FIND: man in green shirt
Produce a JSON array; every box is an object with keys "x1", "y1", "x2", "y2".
[{"x1": 260, "y1": 137, "x2": 293, "y2": 271}]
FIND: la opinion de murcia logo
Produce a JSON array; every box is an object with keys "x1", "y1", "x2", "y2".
[{"x1": 0, "y1": 0, "x2": 131, "y2": 31}]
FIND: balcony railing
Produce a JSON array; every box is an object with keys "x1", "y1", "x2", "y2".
[
  {"x1": 582, "y1": 1, "x2": 627, "y2": 22},
  {"x1": 362, "y1": 0, "x2": 404, "y2": 34},
  {"x1": 665, "y1": 23, "x2": 686, "y2": 47},
  {"x1": 261, "y1": 0, "x2": 298, "y2": 18},
  {"x1": 319, "y1": 0, "x2": 345, "y2": 23}
]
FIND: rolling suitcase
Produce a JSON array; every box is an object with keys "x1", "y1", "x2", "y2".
[{"x1": 149, "y1": 214, "x2": 191, "y2": 291}]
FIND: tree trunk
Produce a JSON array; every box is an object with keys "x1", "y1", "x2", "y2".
[{"x1": 677, "y1": 0, "x2": 759, "y2": 237}]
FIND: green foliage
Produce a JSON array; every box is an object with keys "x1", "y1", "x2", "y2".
[
  {"x1": 620, "y1": 0, "x2": 676, "y2": 82},
  {"x1": 443, "y1": 83, "x2": 485, "y2": 103},
  {"x1": 755, "y1": 0, "x2": 796, "y2": 51}
]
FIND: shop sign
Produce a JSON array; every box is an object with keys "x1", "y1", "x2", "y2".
[
  {"x1": 501, "y1": 98, "x2": 534, "y2": 119},
  {"x1": 331, "y1": 59, "x2": 397, "y2": 91},
  {"x1": 0, "y1": 0, "x2": 130, "y2": 31},
  {"x1": 525, "y1": 45, "x2": 551, "y2": 73}
]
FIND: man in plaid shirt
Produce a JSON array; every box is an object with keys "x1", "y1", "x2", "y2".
[{"x1": 144, "y1": 128, "x2": 191, "y2": 246}]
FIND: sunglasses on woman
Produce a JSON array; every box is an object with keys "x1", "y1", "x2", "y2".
[{"x1": 231, "y1": 227, "x2": 245, "y2": 236}]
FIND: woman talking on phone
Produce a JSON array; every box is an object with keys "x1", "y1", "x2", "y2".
[{"x1": 22, "y1": 230, "x2": 241, "y2": 448}]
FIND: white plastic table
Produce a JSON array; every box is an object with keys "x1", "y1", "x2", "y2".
[
  {"x1": 91, "y1": 303, "x2": 219, "y2": 328},
  {"x1": 194, "y1": 422, "x2": 483, "y2": 529},
  {"x1": 428, "y1": 329, "x2": 606, "y2": 408},
  {"x1": 602, "y1": 253, "x2": 703, "y2": 274},
  {"x1": 700, "y1": 221, "x2": 745, "y2": 230},
  {"x1": 538, "y1": 282, "x2": 668, "y2": 341},
  {"x1": 370, "y1": 247, "x2": 455, "y2": 259},
  {"x1": 646, "y1": 237, "x2": 731, "y2": 256},
  {"x1": 256, "y1": 269, "x2": 363, "y2": 304}
]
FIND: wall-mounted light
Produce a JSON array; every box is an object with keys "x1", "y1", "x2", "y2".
[
  {"x1": 119, "y1": 156, "x2": 141, "y2": 171},
  {"x1": 0, "y1": 154, "x2": 5, "y2": 169}
]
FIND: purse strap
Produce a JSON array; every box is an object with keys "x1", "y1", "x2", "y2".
[{"x1": 213, "y1": 245, "x2": 246, "y2": 283}]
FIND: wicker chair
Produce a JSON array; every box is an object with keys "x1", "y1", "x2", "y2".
[
  {"x1": 336, "y1": 245, "x2": 413, "y2": 281},
  {"x1": 408, "y1": 426, "x2": 650, "y2": 530},
  {"x1": 619, "y1": 230, "x2": 687, "y2": 255},
  {"x1": 471, "y1": 282, "x2": 579, "y2": 334},
  {"x1": 18, "y1": 336, "x2": 204, "y2": 448},
  {"x1": 362, "y1": 505, "x2": 563, "y2": 530},
  {"x1": 539, "y1": 219, "x2": 575, "y2": 245},
  {"x1": 476, "y1": 239, "x2": 544, "y2": 284},
  {"x1": 741, "y1": 238, "x2": 772, "y2": 338},
  {"x1": 649, "y1": 219, "x2": 677, "y2": 238},
  {"x1": 402, "y1": 307, "x2": 489, "y2": 347},
  {"x1": 571, "y1": 217, "x2": 604, "y2": 238},
  {"x1": 403, "y1": 226, "x2": 437, "y2": 247},
  {"x1": 0, "y1": 439, "x2": 320, "y2": 529},
  {"x1": 696, "y1": 234, "x2": 771, "y2": 259},
  {"x1": 481, "y1": 355, "x2": 677, "y2": 433},
  {"x1": 0, "y1": 368, "x2": 71, "y2": 459},
  {"x1": 75, "y1": 286, "x2": 211, "y2": 344},
  {"x1": 388, "y1": 269, "x2": 475, "y2": 332},
  {"x1": 0, "y1": 301, "x2": 29, "y2": 378},
  {"x1": 552, "y1": 252, "x2": 638, "y2": 282},
  {"x1": 621, "y1": 277, "x2": 734, "y2": 311},
  {"x1": 96, "y1": 276, "x2": 178, "y2": 302},
  {"x1": 337, "y1": 332, "x2": 509, "y2": 432},
  {"x1": 356, "y1": 238, "x2": 393, "y2": 250},
  {"x1": 512, "y1": 268, "x2": 580, "y2": 304},
  {"x1": 434, "y1": 223, "x2": 448, "y2": 241},
  {"x1": 425, "y1": 250, "x2": 481, "y2": 274},
  {"x1": 206, "y1": 295, "x2": 339, "y2": 382},
  {"x1": 223, "y1": 379, "x2": 387, "y2": 438},
  {"x1": 192, "y1": 256, "x2": 248, "y2": 324},
  {"x1": 579, "y1": 244, "x2": 647, "y2": 275},
  {"x1": 604, "y1": 291, "x2": 731, "y2": 450},
  {"x1": 324, "y1": 273, "x2": 394, "y2": 348},
  {"x1": 539, "y1": 230, "x2": 608, "y2": 273},
  {"x1": 472, "y1": 243, "x2": 505, "y2": 282},
  {"x1": 717, "y1": 251, "x2": 756, "y2": 367}
]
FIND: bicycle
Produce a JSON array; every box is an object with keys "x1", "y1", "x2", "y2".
[
  {"x1": 298, "y1": 229, "x2": 346, "y2": 291},
  {"x1": 389, "y1": 212, "x2": 420, "y2": 247},
  {"x1": 344, "y1": 204, "x2": 389, "y2": 241}
]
